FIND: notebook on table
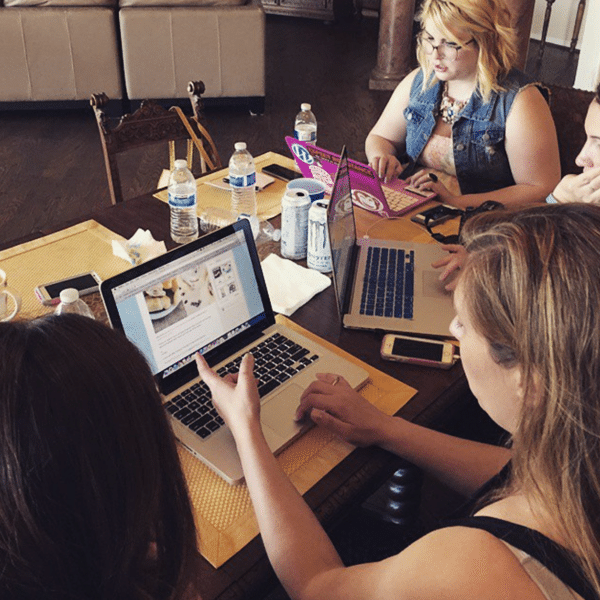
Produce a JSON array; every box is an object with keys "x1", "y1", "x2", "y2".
[
  {"x1": 101, "y1": 219, "x2": 369, "y2": 485},
  {"x1": 285, "y1": 136, "x2": 435, "y2": 217},
  {"x1": 327, "y1": 147, "x2": 455, "y2": 337}
]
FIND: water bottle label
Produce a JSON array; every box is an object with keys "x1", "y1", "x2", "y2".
[
  {"x1": 294, "y1": 128, "x2": 316, "y2": 142},
  {"x1": 169, "y1": 192, "x2": 196, "y2": 208},
  {"x1": 229, "y1": 172, "x2": 256, "y2": 188}
]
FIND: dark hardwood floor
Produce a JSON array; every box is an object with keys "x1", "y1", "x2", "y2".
[{"x1": 0, "y1": 16, "x2": 577, "y2": 247}]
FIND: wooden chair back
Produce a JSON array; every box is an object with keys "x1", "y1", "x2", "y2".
[{"x1": 90, "y1": 81, "x2": 221, "y2": 204}]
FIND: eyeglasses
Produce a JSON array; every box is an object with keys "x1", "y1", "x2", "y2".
[{"x1": 418, "y1": 35, "x2": 475, "y2": 61}]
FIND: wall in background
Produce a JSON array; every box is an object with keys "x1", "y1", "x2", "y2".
[
  {"x1": 530, "y1": 0, "x2": 597, "y2": 90},
  {"x1": 531, "y1": 0, "x2": 588, "y2": 47}
]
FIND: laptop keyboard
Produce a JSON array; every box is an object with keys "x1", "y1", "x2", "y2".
[
  {"x1": 164, "y1": 333, "x2": 319, "y2": 440},
  {"x1": 360, "y1": 246, "x2": 414, "y2": 319},
  {"x1": 383, "y1": 187, "x2": 426, "y2": 214}
]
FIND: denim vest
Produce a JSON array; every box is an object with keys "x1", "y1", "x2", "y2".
[{"x1": 404, "y1": 69, "x2": 544, "y2": 195}]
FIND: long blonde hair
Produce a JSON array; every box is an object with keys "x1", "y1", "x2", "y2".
[
  {"x1": 416, "y1": 0, "x2": 518, "y2": 103},
  {"x1": 459, "y1": 203, "x2": 600, "y2": 594}
]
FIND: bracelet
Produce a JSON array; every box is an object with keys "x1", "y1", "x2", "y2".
[{"x1": 546, "y1": 192, "x2": 558, "y2": 204}]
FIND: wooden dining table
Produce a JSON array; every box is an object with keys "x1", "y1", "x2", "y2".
[{"x1": 4, "y1": 158, "x2": 470, "y2": 600}]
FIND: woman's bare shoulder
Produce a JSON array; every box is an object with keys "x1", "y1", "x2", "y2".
[{"x1": 373, "y1": 525, "x2": 548, "y2": 600}]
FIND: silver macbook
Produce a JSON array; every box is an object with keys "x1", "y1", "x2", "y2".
[
  {"x1": 101, "y1": 219, "x2": 368, "y2": 484},
  {"x1": 327, "y1": 148, "x2": 455, "y2": 337}
]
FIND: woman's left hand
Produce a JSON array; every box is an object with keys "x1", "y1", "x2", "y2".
[
  {"x1": 195, "y1": 352, "x2": 261, "y2": 436},
  {"x1": 407, "y1": 169, "x2": 456, "y2": 204}
]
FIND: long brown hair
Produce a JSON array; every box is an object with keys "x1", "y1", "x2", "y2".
[
  {"x1": 0, "y1": 315, "x2": 197, "y2": 599},
  {"x1": 459, "y1": 203, "x2": 600, "y2": 594}
]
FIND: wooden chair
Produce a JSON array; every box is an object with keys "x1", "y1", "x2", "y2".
[
  {"x1": 90, "y1": 81, "x2": 221, "y2": 204},
  {"x1": 547, "y1": 83, "x2": 595, "y2": 176}
]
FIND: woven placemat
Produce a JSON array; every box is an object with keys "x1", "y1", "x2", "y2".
[
  {"x1": 154, "y1": 152, "x2": 298, "y2": 221},
  {"x1": 181, "y1": 314, "x2": 416, "y2": 567},
  {"x1": 3, "y1": 222, "x2": 417, "y2": 569},
  {"x1": 0, "y1": 221, "x2": 131, "y2": 321}
]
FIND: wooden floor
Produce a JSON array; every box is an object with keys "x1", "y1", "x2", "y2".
[{"x1": 0, "y1": 15, "x2": 577, "y2": 247}]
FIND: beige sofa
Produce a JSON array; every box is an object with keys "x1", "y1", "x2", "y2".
[{"x1": 0, "y1": 0, "x2": 265, "y2": 110}]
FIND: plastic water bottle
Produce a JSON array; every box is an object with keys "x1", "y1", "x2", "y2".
[
  {"x1": 54, "y1": 288, "x2": 95, "y2": 319},
  {"x1": 229, "y1": 142, "x2": 259, "y2": 238},
  {"x1": 168, "y1": 159, "x2": 199, "y2": 244},
  {"x1": 294, "y1": 103, "x2": 317, "y2": 144}
]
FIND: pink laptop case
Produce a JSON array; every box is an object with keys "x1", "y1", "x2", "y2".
[{"x1": 285, "y1": 137, "x2": 435, "y2": 217}]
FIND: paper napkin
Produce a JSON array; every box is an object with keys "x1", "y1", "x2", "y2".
[
  {"x1": 112, "y1": 229, "x2": 167, "y2": 265},
  {"x1": 261, "y1": 253, "x2": 331, "y2": 316}
]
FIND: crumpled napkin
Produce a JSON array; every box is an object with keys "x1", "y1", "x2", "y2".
[
  {"x1": 112, "y1": 229, "x2": 167, "y2": 265},
  {"x1": 261, "y1": 253, "x2": 331, "y2": 316}
]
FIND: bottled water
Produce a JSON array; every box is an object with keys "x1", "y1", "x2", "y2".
[
  {"x1": 54, "y1": 288, "x2": 95, "y2": 318},
  {"x1": 229, "y1": 142, "x2": 259, "y2": 237},
  {"x1": 294, "y1": 103, "x2": 317, "y2": 144},
  {"x1": 168, "y1": 159, "x2": 199, "y2": 244}
]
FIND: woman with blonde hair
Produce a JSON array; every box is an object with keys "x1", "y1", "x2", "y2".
[
  {"x1": 197, "y1": 203, "x2": 600, "y2": 599},
  {"x1": 366, "y1": 0, "x2": 560, "y2": 209}
]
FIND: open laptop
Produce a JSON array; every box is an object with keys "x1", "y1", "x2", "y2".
[
  {"x1": 285, "y1": 136, "x2": 434, "y2": 217},
  {"x1": 327, "y1": 147, "x2": 455, "y2": 337},
  {"x1": 101, "y1": 219, "x2": 368, "y2": 484}
]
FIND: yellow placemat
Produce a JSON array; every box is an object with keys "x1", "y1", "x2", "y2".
[
  {"x1": 154, "y1": 152, "x2": 297, "y2": 221},
  {"x1": 181, "y1": 314, "x2": 416, "y2": 567},
  {"x1": 0, "y1": 221, "x2": 131, "y2": 320}
]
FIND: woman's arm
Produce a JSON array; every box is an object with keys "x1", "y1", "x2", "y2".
[
  {"x1": 366, "y1": 69, "x2": 419, "y2": 182},
  {"x1": 196, "y1": 354, "x2": 531, "y2": 600},
  {"x1": 296, "y1": 373, "x2": 510, "y2": 498},
  {"x1": 410, "y1": 86, "x2": 561, "y2": 208}
]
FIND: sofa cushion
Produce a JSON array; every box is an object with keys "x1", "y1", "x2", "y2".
[
  {"x1": 0, "y1": 7, "x2": 122, "y2": 100},
  {"x1": 4, "y1": 0, "x2": 117, "y2": 6},
  {"x1": 119, "y1": 0, "x2": 247, "y2": 6},
  {"x1": 120, "y1": 5, "x2": 264, "y2": 99}
]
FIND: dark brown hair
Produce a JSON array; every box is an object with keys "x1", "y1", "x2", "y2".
[{"x1": 0, "y1": 315, "x2": 197, "y2": 600}]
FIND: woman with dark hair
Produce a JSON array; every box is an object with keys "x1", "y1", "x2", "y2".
[
  {"x1": 548, "y1": 81, "x2": 600, "y2": 204},
  {"x1": 0, "y1": 314, "x2": 198, "y2": 600}
]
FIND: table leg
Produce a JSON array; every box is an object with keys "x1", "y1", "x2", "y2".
[{"x1": 369, "y1": 0, "x2": 415, "y2": 91}]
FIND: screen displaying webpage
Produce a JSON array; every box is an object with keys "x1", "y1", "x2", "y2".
[{"x1": 111, "y1": 231, "x2": 264, "y2": 375}]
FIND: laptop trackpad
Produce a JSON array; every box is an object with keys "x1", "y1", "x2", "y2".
[
  {"x1": 422, "y1": 270, "x2": 451, "y2": 299},
  {"x1": 261, "y1": 384, "x2": 303, "y2": 439}
]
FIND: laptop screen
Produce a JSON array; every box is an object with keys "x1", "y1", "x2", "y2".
[
  {"x1": 101, "y1": 220, "x2": 274, "y2": 394},
  {"x1": 327, "y1": 148, "x2": 357, "y2": 317}
]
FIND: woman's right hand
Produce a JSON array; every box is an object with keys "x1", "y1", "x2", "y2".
[
  {"x1": 195, "y1": 352, "x2": 261, "y2": 437},
  {"x1": 296, "y1": 373, "x2": 389, "y2": 447},
  {"x1": 369, "y1": 154, "x2": 403, "y2": 183}
]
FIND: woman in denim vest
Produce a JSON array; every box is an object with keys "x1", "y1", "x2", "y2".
[{"x1": 365, "y1": 0, "x2": 560, "y2": 209}]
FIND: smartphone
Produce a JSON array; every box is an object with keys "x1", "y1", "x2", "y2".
[
  {"x1": 380, "y1": 334, "x2": 457, "y2": 369},
  {"x1": 35, "y1": 271, "x2": 102, "y2": 306},
  {"x1": 410, "y1": 204, "x2": 458, "y2": 227},
  {"x1": 261, "y1": 163, "x2": 303, "y2": 182}
]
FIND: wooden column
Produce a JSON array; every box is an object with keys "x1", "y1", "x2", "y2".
[{"x1": 369, "y1": 0, "x2": 415, "y2": 91}]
